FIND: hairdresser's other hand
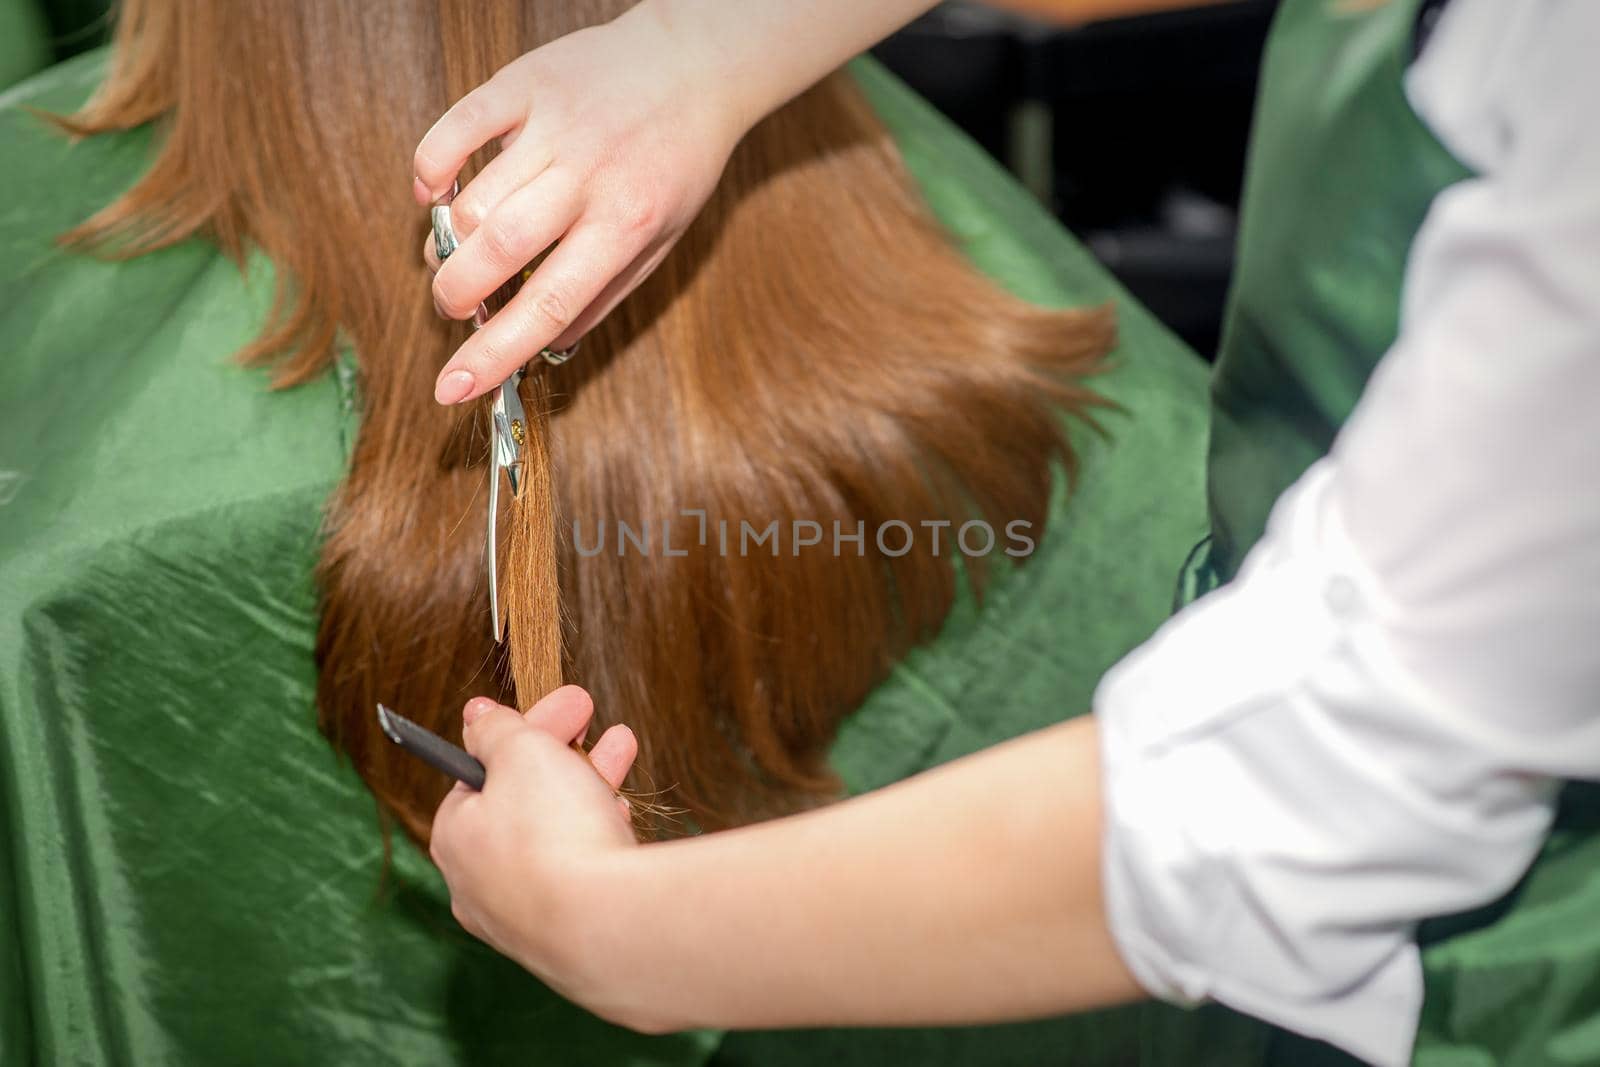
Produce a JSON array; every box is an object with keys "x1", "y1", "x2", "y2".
[
  {"x1": 430, "y1": 686, "x2": 638, "y2": 988},
  {"x1": 414, "y1": 4, "x2": 746, "y2": 405}
]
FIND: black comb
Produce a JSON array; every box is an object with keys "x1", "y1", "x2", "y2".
[{"x1": 375, "y1": 704, "x2": 487, "y2": 791}]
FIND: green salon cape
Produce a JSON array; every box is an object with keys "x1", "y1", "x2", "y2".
[
  {"x1": 2, "y1": 0, "x2": 1597, "y2": 1061},
  {"x1": 0, "y1": 50, "x2": 1208, "y2": 1067},
  {"x1": 0, "y1": 1, "x2": 50, "y2": 92}
]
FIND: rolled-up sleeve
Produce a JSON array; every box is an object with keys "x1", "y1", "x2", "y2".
[
  {"x1": 1098, "y1": 461, "x2": 1564, "y2": 1067},
  {"x1": 1095, "y1": 2, "x2": 1600, "y2": 1064}
]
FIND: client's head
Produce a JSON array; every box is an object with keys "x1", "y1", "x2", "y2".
[{"x1": 66, "y1": 0, "x2": 1113, "y2": 837}]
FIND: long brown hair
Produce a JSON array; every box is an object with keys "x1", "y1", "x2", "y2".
[{"x1": 64, "y1": 0, "x2": 1112, "y2": 838}]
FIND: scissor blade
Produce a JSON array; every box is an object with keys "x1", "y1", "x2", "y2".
[
  {"x1": 492, "y1": 372, "x2": 528, "y2": 500},
  {"x1": 488, "y1": 454, "x2": 502, "y2": 643},
  {"x1": 487, "y1": 369, "x2": 525, "y2": 644}
]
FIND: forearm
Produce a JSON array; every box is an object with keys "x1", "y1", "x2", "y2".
[
  {"x1": 566, "y1": 717, "x2": 1142, "y2": 1033},
  {"x1": 632, "y1": 0, "x2": 940, "y2": 135}
]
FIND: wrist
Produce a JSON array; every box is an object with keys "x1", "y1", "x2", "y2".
[
  {"x1": 534, "y1": 845, "x2": 684, "y2": 1033},
  {"x1": 616, "y1": 0, "x2": 763, "y2": 147}
]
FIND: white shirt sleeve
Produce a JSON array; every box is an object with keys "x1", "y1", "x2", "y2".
[{"x1": 1095, "y1": 2, "x2": 1600, "y2": 1065}]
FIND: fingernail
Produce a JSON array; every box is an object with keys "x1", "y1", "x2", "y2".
[
  {"x1": 413, "y1": 176, "x2": 431, "y2": 205},
  {"x1": 435, "y1": 369, "x2": 475, "y2": 405},
  {"x1": 463, "y1": 697, "x2": 499, "y2": 726}
]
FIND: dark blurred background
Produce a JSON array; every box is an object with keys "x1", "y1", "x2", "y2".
[
  {"x1": 876, "y1": 0, "x2": 1280, "y2": 357},
  {"x1": 8, "y1": 0, "x2": 1281, "y2": 360}
]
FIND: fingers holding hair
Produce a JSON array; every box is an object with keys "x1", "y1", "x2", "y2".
[
  {"x1": 457, "y1": 688, "x2": 634, "y2": 792},
  {"x1": 522, "y1": 685, "x2": 597, "y2": 747},
  {"x1": 587, "y1": 725, "x2": 639, "y2": 793},
  {"x1": 444, "y1": 138, "x2": 557, "y2": 242},
  {"x1": 413, "y1": 71, "x2": 526, "y2": 204},
  {"x1": 430, "y1": 169, "x2": 581, "y2": 320},
  {"x1": 459, "y1": 697, "x2": 531, "y2": 766},
  {"x1": 434, "y1": 223, "x2": 644, "y2": 404}
]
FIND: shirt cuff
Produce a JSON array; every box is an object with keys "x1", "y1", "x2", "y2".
[{"x1": 1094, "y1": 462, "x2": 1556, "y2": 1067}]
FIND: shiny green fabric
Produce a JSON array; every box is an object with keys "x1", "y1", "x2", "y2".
[
  {"x1": 1194, "y1": 2, "x2": 1600, "y2": 1064},
  {"x1": 1205, "y1": 0, "x2": 1472, "y2": 586},
  {"x1": 1, "y1": 51, "x2": 1213, "y2": 1065},
  {"x1": 0, "y1": 57, "x2": 714, "y2": 1067},
  {"x1": 0, "y1": 0, "x2": 52, "y2": 89}
]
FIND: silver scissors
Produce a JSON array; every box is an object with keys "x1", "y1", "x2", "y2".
[
  {"x1": 431, "y1": 185, "x2": 576, "y2": 642},
  {"x1": 485, "y1": 364, "x2": 526, "y2": 642}
]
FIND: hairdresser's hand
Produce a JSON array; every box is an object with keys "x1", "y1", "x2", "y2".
[
  {"x1": 430, "y1": 686, "x2": 639, "y2": 989},
  {"x1": 416, "y1": 0, "x2": 955, "y2": 405},
  {"x1": 414, "y1": 4, "x2": 746, "y2": 405}
]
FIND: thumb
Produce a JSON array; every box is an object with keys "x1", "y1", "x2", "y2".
[{"x1": 460, "y1": 697, "x2": 532, "y2": 767}]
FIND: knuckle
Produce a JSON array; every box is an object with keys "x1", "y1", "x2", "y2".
[
  {"x1": 488, "y1": 61, "x2": 521, "y2": 91},
  {"x1": 479, "y1": 214, "x2": 524, "y2": 268},
  {"x1": 528, "y1": 284, "x2": 575, "y2": 334},
  {"x1": 613, "y1": 191, "x2": 661, "y2": 236},
  {"x1": 431, "y1": 273, "x2": 469, "y2": 319},
  {"x1": 469, "y1": 333, "x2": 516, "y2": 377},
  {"x1": 515, "y1": 730, "x2": 550, "y2": 760},
  {"x1": 451, "y1": 96, "x2": 485, "y2": 137},
  {"x1": 450, "y1": 195, "x2": 484, "y2": 236},
  {"x1": 499, "y1": 731, "x2": 539, "y2": 767}
]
